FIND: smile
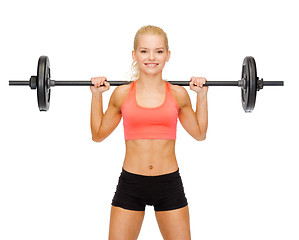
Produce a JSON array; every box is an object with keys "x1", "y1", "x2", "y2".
[{"x1": 144, "y1": 63, "x2": 159, "y2": 68}]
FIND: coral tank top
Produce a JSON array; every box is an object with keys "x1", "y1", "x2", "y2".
[{"x1": 121, "y1": 80, "x2": 179, "y2": 140}]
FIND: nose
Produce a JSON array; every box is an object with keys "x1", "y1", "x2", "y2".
[{"x1": 149, "y1": 51, "x2": 155, "y2": 61}]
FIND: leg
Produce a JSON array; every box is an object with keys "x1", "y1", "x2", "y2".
[
  {"x1": 108, "y1": 206, "x2": 145, "y2": 240},
  {"x1": 155, "y1": 206, "x2": 191, "y2": 240}
]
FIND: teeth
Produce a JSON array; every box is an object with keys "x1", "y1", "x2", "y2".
[{"x1": 145, "y1": 64, "x2": 158, "y2": 67}]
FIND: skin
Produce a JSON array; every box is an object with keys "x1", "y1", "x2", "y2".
[{"x1": 90, "y1": 33, "x2": 208, "y2": 239}]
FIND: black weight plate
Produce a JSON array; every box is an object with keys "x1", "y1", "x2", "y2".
[
  {"x1": 241, "y1": 56, "x2": 257, "y2": 112},
  {"x1": 37, "y1": 56, "x2": 51, "y2": 111}
]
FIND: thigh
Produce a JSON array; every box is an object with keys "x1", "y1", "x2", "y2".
[
  {"x1": 155, "y1": 206, "x2": 191, "y2": 240},
  {"x1": 109, "y1": 206, "x2": 145, "y2": 240}
]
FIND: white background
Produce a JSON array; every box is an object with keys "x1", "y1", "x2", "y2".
[{"x1": 1, "y1": 0, "x2": 298, "y2": 239}]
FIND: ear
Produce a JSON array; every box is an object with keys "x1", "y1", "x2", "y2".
[
  {"x1": 166, "y1": 50, "x2": 171, "y2": 62},
  {"x1": 132, "y1": 50, "x2": 137, "y2": 62}
]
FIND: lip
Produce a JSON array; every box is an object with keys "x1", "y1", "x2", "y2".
[{"x1": 144, "y1": 63, "x2": 159, "y2": 67}]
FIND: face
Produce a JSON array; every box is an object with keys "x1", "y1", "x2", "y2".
[{"x1": 132, "y1": 34, "x2": 170, "y2": 77}]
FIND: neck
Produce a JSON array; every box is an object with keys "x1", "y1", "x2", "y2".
[{"x1": 137, "y1": 72, "x2": 164, "y2": 88}]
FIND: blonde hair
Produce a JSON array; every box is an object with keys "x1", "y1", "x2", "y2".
[{"x1": 130, "y1": 25, "x2": 169, "y2": 81}]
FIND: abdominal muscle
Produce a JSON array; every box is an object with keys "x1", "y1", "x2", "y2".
[{"x1": 123, "y1": 139, "x2": 179, "y2": 176}]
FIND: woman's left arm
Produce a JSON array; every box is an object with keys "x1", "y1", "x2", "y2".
[{"x1": 177, "y1": 77, "x2": 208, "y2": 141}]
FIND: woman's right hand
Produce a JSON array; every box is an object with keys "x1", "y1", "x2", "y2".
[{"x1": 90, "y1": 76, "x2": 110, "y2": 94}]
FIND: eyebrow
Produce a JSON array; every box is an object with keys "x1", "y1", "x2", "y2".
[{"x1": 139, "y1": 47, "x2": 165, "y2": 50}]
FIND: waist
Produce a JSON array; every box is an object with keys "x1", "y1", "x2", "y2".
[
  {"x1": 123, "y1": 155, "x2": 178, "y2": 176},
  {"x1": 120, "y1": 167, "x2": 180, "y2": 180}
]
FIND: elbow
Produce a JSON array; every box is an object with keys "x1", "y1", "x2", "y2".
[
  {"x1": 195, "y1": 125, "x2": 207, "y2": 141},
  {"x1": 91, "y1": 128, "x2": 104, "y2": 142},
  {"x1": 196, "y1": 135, "x2": 206, "y2": 141},
  {"x1": 92, "y1": 134, "x2": 103, "y2": 142},
  {"x1": 195, "y1": 130, "x2": 207, "y2": 141},
  {"x1": 92, "y1": 137, "x2": 102, "y2": 142}
]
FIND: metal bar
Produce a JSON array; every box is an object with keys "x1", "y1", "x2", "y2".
[
  {"x1": 9, "y1": 81, "x2": 29, "y2": 86},
  {"x1": 170, "y1": 81, "x2": 239, "y2": 86},
  {"x1": 53, "y1": 81, "x2": 130, "y2": 86},
  {"x1": 263, "y1": 81, "x2": 284, "y2": 86},
  {"x1": 53, "y1": 80, "x2": 240, "y2": 87},
  {"x1": 9, "y1": 80, "x2": 285, "y2": 87}
]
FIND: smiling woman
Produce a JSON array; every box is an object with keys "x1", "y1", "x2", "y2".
[{"x1": 90, "y1": 25, "x2": 208, "y2": 240}]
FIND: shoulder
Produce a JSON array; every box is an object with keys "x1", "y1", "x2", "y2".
[
  {"x1": 110, "y1": 82, "x2": 132, "y2": 109},
  {"x1": 168, "y1": 82, "x2": 190, "y2": 109}
]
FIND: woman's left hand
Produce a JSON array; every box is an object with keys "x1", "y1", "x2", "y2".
[{"x1": 190, "y1": 76, "x2": 208, "y2": 96}]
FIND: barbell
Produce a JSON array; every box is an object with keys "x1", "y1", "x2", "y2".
[{"x1": 9, "y1": 55, "x2": 284, "y2": 112}]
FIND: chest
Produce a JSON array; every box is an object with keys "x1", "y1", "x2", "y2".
[{"x1": 135, "y1": 89, "x2": 166, "y2": 108}]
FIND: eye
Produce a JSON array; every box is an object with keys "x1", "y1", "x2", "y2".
[
  {"x1": 140, "y1": 50, "x2": 147, "y2": 53},
  {"x1": 157, "y1": 50, "x2": 164, "y2": 54}
]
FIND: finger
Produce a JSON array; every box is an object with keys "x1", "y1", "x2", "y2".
[
  {"x1": 200, "y1": 77, "x2": 207, "y2": 86},
  {"x1": 91, "y1": 77, "x2": 95, "y2": 85},
  {"x1": 193, "y1": 77, "x2": 200, "y2": 87},
  {"x1": 99, "y1": 77, "x2": 106, "y2": 87},
  {"x1": 97, "y1": 77, "x2": 103, "y2": 87},
  {"x1": 197, "y1": 77, "x2": 207, "y2": 88},
  {"x1": 94, "y1": 78, "x2": 99, "y2": 88},
  {"x1": 95, "y1": 78, "x2": 99, "y2": 87},
  {"x1": 198, "y1": 77, "x2": 204, "y2": 88},
  {"x1": 104, "y1": 80, "x2": 110, "y2": 88},
  {"x1": 100, "y1": 77, "x2": 105, "y2": 85},
  {"x1": 94, "y1": 78, "x2": 99, "y2": 87},
  {"x1": 190, "y1": 76, "x2": 196, "y2": 83},
  {"x1": 190, "y1": 76, "x2": 196, "y2": 87}
]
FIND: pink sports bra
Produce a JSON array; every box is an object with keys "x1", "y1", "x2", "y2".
[{"x1": 121, "y1": 80, "x2": 179, "y2": 140}]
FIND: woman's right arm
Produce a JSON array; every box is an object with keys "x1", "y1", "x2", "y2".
[{"x1": 90, "y1": 76, "x2": 123, "y2": 142}]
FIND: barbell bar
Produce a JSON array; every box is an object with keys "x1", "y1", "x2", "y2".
[{"x1": 9, "y1": 55, "x2": 284, "y2": 112}]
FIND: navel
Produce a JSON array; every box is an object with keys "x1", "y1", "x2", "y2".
[{"x1": 149, "y1": 165, "x2": 153, "y2": 170}]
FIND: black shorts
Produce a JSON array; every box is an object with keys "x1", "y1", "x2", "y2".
[{"x1": 111, "y1": 168, "x2": 188, "y2": 211}]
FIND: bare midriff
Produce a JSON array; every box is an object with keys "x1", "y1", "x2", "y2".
[{"x1": 123, "y1": 139, "x2": 178, "y2": 176}]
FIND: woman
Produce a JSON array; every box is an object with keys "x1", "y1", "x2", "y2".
[{"x1": 90, "y1": 25, "x2": 208, "y2": 240}]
